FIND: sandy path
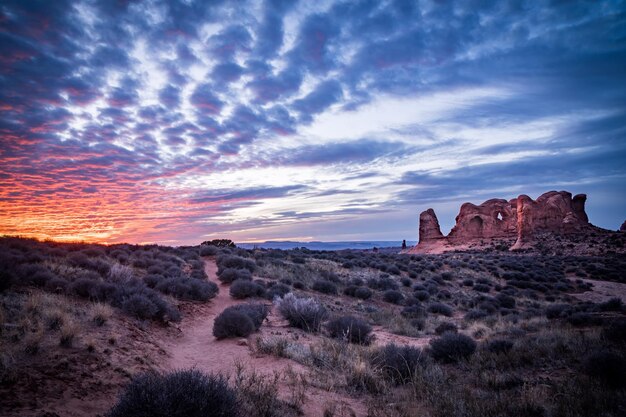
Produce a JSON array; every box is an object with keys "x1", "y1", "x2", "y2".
[
  {"x1": 163, "y1": 259, "x2": 255, "y2": 372},
  {"x1": 571, "y1": 278, "x2": 626, "y2": 304},
  {"x1": 161, "y1": 258, "x2": 368, "y2": 417}
]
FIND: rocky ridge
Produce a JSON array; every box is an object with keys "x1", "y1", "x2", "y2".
[{"x1": 411, "y1": 190, "x2": 595, "y2": 253}]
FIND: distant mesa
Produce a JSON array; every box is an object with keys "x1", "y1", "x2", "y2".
[
  {"x1": 410, "y1": 191, "x2": 594, "y2": 253},
  {"x1": 621, "y1": 220, "x2": 626, "y2": 232}
]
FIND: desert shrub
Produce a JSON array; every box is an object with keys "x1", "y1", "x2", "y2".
[
  {"x1": 292, "y1": 281, "x2": 305, "y2": 290},
  {"x1": 603, "y1": 319, "x2": 626, "y2": 343},
  {"x1": 109, "y1": 263, "x2": 134, "y2": 282},
  {"x1": 0, "y1": 267, "x2": 16, "y2": 293},
  {"x1": 228, "y1": 303, "x2": 269, "y2": 330},
  {"x1": 311, "y1": 280, "x2": 337, "y2": 295},
  {"x1": 387, "y1": 266, "x2": 401, "y2": 275},
  {"x1": 70, "y1": 278, "x2": 102, "y2": 299},
  {"x1": 427, "y1": 302, "x2": 453, "y2": 317},
  {"x1": 217, "y1": 255, "x2": 256, "y2": 272},
  {"x1": 46, "y1": 277, "x2": 68, "y2": 293},
  {"x1": 435, "y1": 322, "x2": 458, "y2": 335},
  {"x1": 567, "y1": 312, "x2": 602, "y2": 327},
  {"x1": 275, "y1": 293, "x2": 327, "y2": 332},
  {"x1": 354, "y1": 287, "x2": 372, "y2": 300},
  {"x1": 372, "y1": 344, "x2": 424, "y2": 384},
  {"x1": 597, "y1": 297, "x2": 623, "y2": 312},
  {"x1": 108, "y1": 369, "x2": 238, "y2": 417},
  {"x1": 583, "y1": 350, "x2": 626, "y2": 387},
  {"x1": 474, "y1": 283, "x2": 490, "y2": 293},
  {"x1": 414, "y1": 290, "x2": 430, "y2": 301},
  {"x1": 401, "y1": 305, "x2": 425, "y2": 319},
  {"x1": 118, "y1": 287, "x2": 180, "y2": 322},
  {"x1": 121, "y1": 294, "x2": 158, "y2": 320},
  {"x1": 496, "y1": 293, "x2": 516, "y2": 308},
  {"x1": 218, "y1": 268, "x2": 252, "y2": 284},
  {"x1": 156, "y1": 277, "x2": 218, "y2": 301},
  {"x1": 400, "y1": 277, "x2": 412, "y2": 287},
  {"x1": 429, "y1": 333, "x2": 476, "y2": 363},
  {"x1": 382, "y1": 290, "x2": 404, "y2": 304},
  {"x1": 199, "y1": 245, "x2": 219, "y2": 256},
  {"x1": 213, "y1": 308, "x2": 256, "y2": 339},
  {"x1": 546, "y1": 304, "x2": 572, "y2": 319},
  {"x1": 462, "y1": 309, "x2": 486, "y2": 321},
  {"x1": 462, "y1": 278, "x2": 474, "y2": 287},
  {"x1": 367, "y1": 277, "x2": 399, "y2": 291},
  {"x1": 264, "y1": 283, "x2": 290, "y2": 300},
  {"x1": 230, "y1": 279, "x2": 265, "y2": 299},
  {"x1": 343, "y1": 285, "x2": 358, "y2": 297},
  {"x1": 485, "y1": 339, "x2": 514, "y2": 354},
  {"x1": 326, "y1": 315, "x2": 372, "y2": 345}
]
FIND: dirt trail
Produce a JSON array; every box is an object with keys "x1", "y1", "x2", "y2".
[
  {"x1": 571, "y1": 278, "x2": 626, "y2": 304},
  {"x1": 161, "y1": 258, "x2": 368, "y2": 417},
  {"x1": 162, "y1": 259, "x2": 254, "y2": 372}
]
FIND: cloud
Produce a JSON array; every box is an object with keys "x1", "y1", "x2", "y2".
[
  {"x1": 0, "y1": 0, "x2": 624, "y2": 243},
  {"x1": 189, "y1": 185, "x2": 307, "y2": 204},
  {"x1": 190, "y1": 83, "x2": 224, "y2": 114},
  {"x1": 293, "y1": 80, "x2": 343, "y2": 123},
  {"x1": 266, "y1": 138, "x2": 411, "y2": 166}
]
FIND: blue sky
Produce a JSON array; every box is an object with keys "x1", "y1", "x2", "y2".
[{"x1": 0, "y1": 0, "x2": 625, "y2": 244}]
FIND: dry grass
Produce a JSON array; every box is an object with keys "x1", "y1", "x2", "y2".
[{"x1": 91, "y1": 302, "x2": 113, "y2": 326}]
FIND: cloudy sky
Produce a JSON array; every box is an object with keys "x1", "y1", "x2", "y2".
[{"x1": 1, "y1": 0, "x2": 625, "y2": 245}]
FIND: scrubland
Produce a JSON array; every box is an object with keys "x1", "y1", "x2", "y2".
[{"x1": 1, "y1": 234, "x2": 625, "y2": 416}]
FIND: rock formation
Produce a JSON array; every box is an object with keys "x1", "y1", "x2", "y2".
[
  {"x1": 418, "y1": 208, "x2": 444, "y2": 242},
  {"x1": 620, "y1": 220, "x2": 626, "y2": 232},
  {"x1": 411, "y1": 191, "x2": 592, "y2": 253}
]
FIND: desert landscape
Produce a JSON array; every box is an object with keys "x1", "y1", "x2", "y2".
[
  {"x1": 1, "y1": 189, "x2": 625, "y2": 416},
  {"x1": 2, "y1": 0, "x2": 626, "y2": 416}
]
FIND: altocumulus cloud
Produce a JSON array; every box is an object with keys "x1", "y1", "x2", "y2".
[{"x1": 0, "y1": 0, "x2": 625, "y2": 244}]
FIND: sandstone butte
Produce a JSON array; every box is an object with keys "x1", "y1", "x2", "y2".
[{"x1": 409, "y1": 190, "x2": 595, "y2": 254}]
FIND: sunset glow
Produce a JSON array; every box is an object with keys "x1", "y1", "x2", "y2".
[{"x1": 1, "y1": 1, "x2": 625, "y2": 245}]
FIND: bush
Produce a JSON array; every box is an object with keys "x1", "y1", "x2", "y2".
[
  {"x1": 354, "y1": 287, "x2": 372, "y2": 300},
  {"x1": 485, "y1": 339, "x2": 514, "y2": 354},
  {"x1": 264, "y1": 283, "x2": 290, "y2": 300},
  {"x1": 429, "y1": 333, "x2": 476, "y2": 363},
  {"x1": 108, "y1": 369, "x2": 238, "y2": 417},
  {"x1": 603, "y1": 319, "x2": 626, "y2": 343},
  {"x1": 218, "y1": 268, "x2": 252, "y2": 284},
  {"x1": 326, "y1": 316, "x2": 372, "y2": 344},
  {"x1": 435, "y1": 322, "x2": 458, "y2": 335},
  {"x1": 227, "y1": 303, "x2": 269, "y2": 330},
  {"x1": 474, "y1": 283, "x2": 491, "y2": 293},
  {"x1": 367, "y1": 277, "x2": 399, "y2": 291},
  {"x1": 401, "y1": 305, "x2": 425, "y2": 319},
  {"x1": 372, "y1": 344, "x2": 424, "y2": 384},
  {"x1": 199, "y1": 245, "x2": 218, "y2": 256},
  {"x1": 118, "y1": 289, "x2": 181, "y2": 322},
  {"x1": 0, "y1": 267, "x2": 15, "y2": 293},
  {"x1": 583, "y1": 350, "x2": 626, "y2": 387},
  {"x1": 597, "y1": 297, "x2": 623, "y2": 312},
  {"x1": 383, "y1": 290, "x2": 404, "y2": 304},
  {"x1": 275, "y1": 293, "x2": 327, "y2": 332},
  {"x1": 213, "y1": 308, "x2": 256, "y2": 339},
  {"x1": 217, "y1": 255, "x2": 256, "y2": 272},
  {"x1": 546, "y1": 304, "x2": 571, "y2": 319},
  {"x1": 464, "y1": 309, "x2": 488, "y2": 321},
  {"x1": 121, "y1": 294, "x2": 159, "y2": 320},
  {"x1": 156, "y1": 277, "x2": 218, "y2": 301},
  {"x1": 414, "y1": 290, "x2": 430, "y2": 301},
  {"x1": 230, "y1": 279, "x2": 265, "y2": 299},
  {"x1": 427, "y1": 302, "x2": 453, "y2": 317},
  {"x1": 311, "y1": 280, "x2": 337, "y2": 295}
]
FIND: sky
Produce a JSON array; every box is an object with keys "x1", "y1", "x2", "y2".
[{"x1": 1, "y1": 0, "x2": 625, "y2": 245}]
